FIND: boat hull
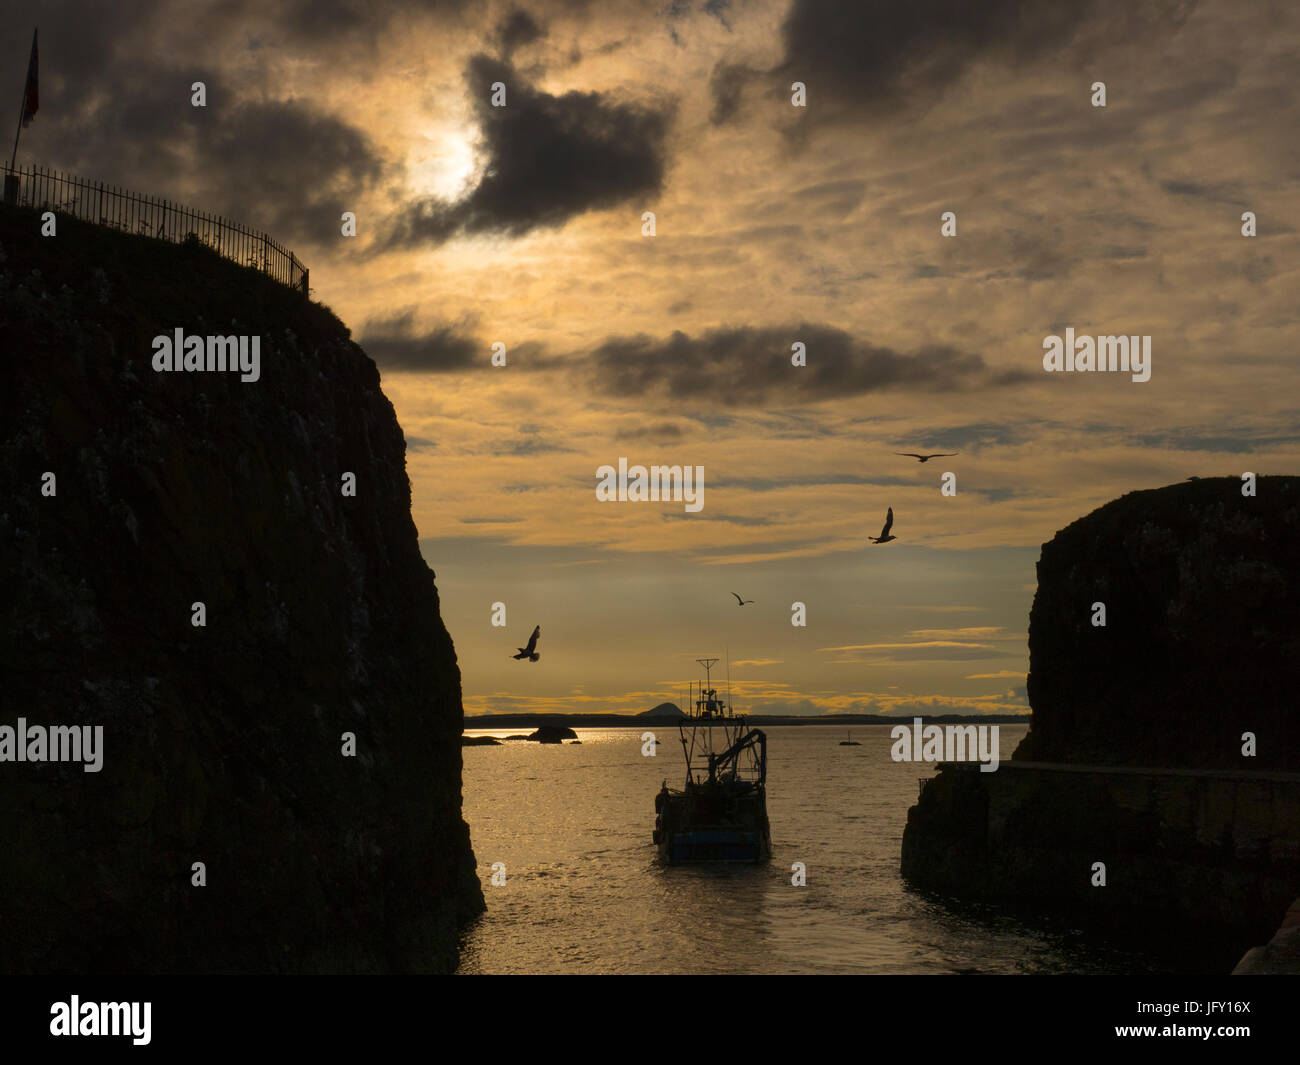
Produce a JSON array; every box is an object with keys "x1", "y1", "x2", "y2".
[{"x1": 653, "y1": 783, "x2": 771, "y2": 864}]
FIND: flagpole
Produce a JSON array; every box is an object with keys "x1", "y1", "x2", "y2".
[
  {"x1": 8, "y1": 84, "x2": 24, "y2": 172},
  {"x1": 9, "y1": 28, "x2": 36, "y2": 172}
]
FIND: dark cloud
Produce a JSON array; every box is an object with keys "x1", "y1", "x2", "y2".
[
  {"x1": 910, "y1": 422, "x2": 1031, "y2": 450},
  {"x1": 711, "y1": 0, "x2": 1193, "y2": 126},
  {"x1": 994, "y1": 225, "x2": 1075, "y2": 282},
  {"x1": 587, "y1": 324, "x2": 1031, "y2": 406},
  {"x1": 1130, "y1": 430, "x2": 1300, "y2": 454},
  {"x1": 708, "y1": 60, "x2": 757, "y2": 125},
  {"x1": 4, "y1": 14, "x2": 385, "y2": 250},
  {"x1": 701, "y1": 513, "x2": 773, "y2": 527},
  {"x1": 1160, "y1": 178, "x2": 1243, "y2": 204},
  {"x1": 702, "y1": 0, "x2": 733, "y2": 29},
  {"x1": 967, "y1": 486, "x2": 1021, "y2": 504},
  {"x1": 615, "y1": 421, "x2": 686, "y2": 441},
  {"x1": 1241, "y1": 256, "x2": 1276, "y2": 285},
  {"x1": 359, "y1": 311, "x2": 480, "y2": 372},
  {"x1": 492, "y1": 433, "x2": 576, "y2": 456},
  {"x1": 195, "y1": 99, "x2": 385, "y2": 245},
  {"x1": 265, "y1": 0, "x2": 474, "y2": 48},
  {"x1": 779, "y1": 0, "x2": 1091, "y2": 111},
  {"x1": 496, "y1": 7, "x2": 547, "y2": 56},
  {"x1": 385, "y1": 54, "x2": 674, "y2": 247},
  {"x1": 749, "y1": 410, "x2": 835, "y2": 439}
]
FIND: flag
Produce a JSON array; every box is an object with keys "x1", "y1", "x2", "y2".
[{"x1": 20, "y1": 29, "x2": 38, "y2": 129}]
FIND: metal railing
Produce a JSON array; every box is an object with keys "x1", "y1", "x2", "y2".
[{"x1": 2, "y1": 164, "x2": 308, "y2": 294}]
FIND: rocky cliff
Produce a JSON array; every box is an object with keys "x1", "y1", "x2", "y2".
[
  {"x1": 1017, "y1": 477, "x2": 1300, "y2": 769},
  {"x1": 902, "y1": 479, "x2": 1300, "y2": 968},
  {"x1": 1234, "y1": 897, "x2": 1300, "y2": 974},
  {"x1": 0, "y1": 205, "x2": 484, "y2": 972}
]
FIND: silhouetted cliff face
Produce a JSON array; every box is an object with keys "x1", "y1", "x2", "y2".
[
  {"x1": 0, "y1": 207, "x2": 483, "y2": 972},
  {"x1": 903, "y1": 479, "x2": 1300, "y2": 965},
  {"x1": 1016, "y1": 477, "x2": 1300, "y2": 770},
  {"x1": 901, "y1": 761, "x2": 1300, "y2": 969}
]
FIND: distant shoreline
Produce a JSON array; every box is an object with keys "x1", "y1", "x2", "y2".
[{"x1": 464, "y1": 713, "x2": 1031, "y2": 728}]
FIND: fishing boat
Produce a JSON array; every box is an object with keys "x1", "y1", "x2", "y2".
[{"x1": 652, "y1": 657, "x2": 771, "y2": 863}]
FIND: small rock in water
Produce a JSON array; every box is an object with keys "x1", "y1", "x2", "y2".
[{"x1": 528, "y1": 725, "x2": 577, "y2": 744}]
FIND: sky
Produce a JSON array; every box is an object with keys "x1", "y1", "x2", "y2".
[{"x1": 5, "y1": 0, "x2": 1298, "y2": 716}]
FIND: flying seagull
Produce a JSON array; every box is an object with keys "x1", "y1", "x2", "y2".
[
  {"x1": 731, "y1": 592, "x2": 754, "y2": 606},
  {"x1": 896, "y1": 452, "x2": 958, "y2": 463},
  {"x1": 870, "y1": 507, "x2": 897, "y2": 544},
  {"x1": 512, "y1": 625, "x2": 541, "y2": 662}
]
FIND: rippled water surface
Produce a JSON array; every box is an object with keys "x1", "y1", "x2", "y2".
[{"x1": 456, "y1": 724, "x2": 1169, "y2": 974}]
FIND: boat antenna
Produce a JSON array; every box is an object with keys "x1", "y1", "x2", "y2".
[
  {"x1": 696, "y1": 658, "x2": 718, "y2": 691},
  {"x1": 726, "y1": 646, "x2": 731, "y2": 713}
]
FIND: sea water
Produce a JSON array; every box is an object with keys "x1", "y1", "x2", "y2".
[{"x1": 456, "y1": 724, "x2": 1176, "y2": 974}]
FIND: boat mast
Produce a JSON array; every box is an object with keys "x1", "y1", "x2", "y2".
[{"x1": 695, "y1": 657, "x2": 718, "y2": 780}]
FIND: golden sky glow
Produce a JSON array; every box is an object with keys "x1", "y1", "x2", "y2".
[{"x1": 11, "y1": 0, "x2": 1298, "y2": 714}]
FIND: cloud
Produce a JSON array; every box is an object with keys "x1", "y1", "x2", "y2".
[
  {"x1": 1159, "y1": 178, "x2": 1244, "y2": 204},
  {"x1": 820, "y1": 641, "x2": 1003, "y2": 662},
  {"x1": 13, "y1": 45, "x2": 384, "y2": 249},
  {"x1": 359, "y1": 310, "x2": 480, "y2": 371},
  {"x1": 586, "y1": 323, "x2": 1030, "y2": 406},
  {"x1": 905, "y1": 627, "x2": 1009, "y2": 640},
  {"x1": 711, "y1": 0, "x2": 1193, "y2": 126},
  {"x1": 195, "y1": 99, "x2": 386, "y2": 244},
  {"x1": 1130, "y1": 429, "x2": 1300, "y2": 453},
  {"x1": 708, "y1": 60, "x2": 758, "y2": 124},
  {"x1": 819, "y1": 627, "x2": 1021, "y2": 665},
  {"x1": 384, "y1": 53, "x2": 674, "y2": 246},
  {"x1": 903, "y1": 422, "x2": 1032, "y2": 451},
  {"x1": 270, "y1": 0, "x2": 475, "y2": 47},
  {"x1": 724, "y1": 473, "x2": 915, "y2": 491},
  {"x1": 746, "y1": 690, "x2": 1030, "y2": 717},
  {"x1": 779, "y1": 0, "x2": 1090, "y2": 111},
  {"x1": 614, "y1": 421, "x2": 687, "y2": 441},
  {"x1": 491, "y1": 427, "x2": 576, "y2": 456},
  {"x1": 496, "y1": 7, "x2": 547, "y2": 56}
]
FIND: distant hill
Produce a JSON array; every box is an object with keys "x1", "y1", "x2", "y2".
[
  {"x1": 638, "y1": 702, "x2": 685, "y2": 718},
  {"x1": 463, "y1": 712, "x2": 1030, "y2": 728}
]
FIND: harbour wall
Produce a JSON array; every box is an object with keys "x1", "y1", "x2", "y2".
[{"x1": 901, "y1": 760, "x2": 1300, "y2": 967}]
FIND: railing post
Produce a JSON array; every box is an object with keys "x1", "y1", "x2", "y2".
[{"x1": 4, "y1": 164, "x2": 309, "y2": 292}]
